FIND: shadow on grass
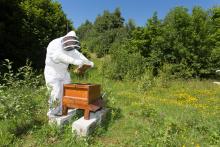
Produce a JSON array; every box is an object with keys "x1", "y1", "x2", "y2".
[
  {"x1": 14, "y1": 118, "x2": 44, "y2": 137},
  {"x1": 90, "y1": 106, "x2": 122, "y2": 137}
]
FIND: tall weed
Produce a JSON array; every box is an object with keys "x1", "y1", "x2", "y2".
[{"x1": 0, "y1": 59, "x2": 47, "y2": 145}]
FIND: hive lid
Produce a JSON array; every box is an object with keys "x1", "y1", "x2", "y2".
[
  {"x1": 64, "y1": 83, "x2": 100, "y2": 88},
  {"x1": 71, "y1": 83, "x2": 93, "y2": 85}
]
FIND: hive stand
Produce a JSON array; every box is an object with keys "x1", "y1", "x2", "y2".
[{"x1": 213, "y1": 70, "x2": 220, "y2": 85}]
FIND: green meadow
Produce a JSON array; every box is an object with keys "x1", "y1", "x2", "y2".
[
  {"x1": 0, "y1": 58, "x2": 219, "y2": 146},
  {"x1": 1, "y1": 0, "x2": 220, "y2": 146}
]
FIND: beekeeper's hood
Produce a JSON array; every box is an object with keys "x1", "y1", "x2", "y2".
[{"x1": 62, "y1": 31, "x2": 80, "y2": 51}]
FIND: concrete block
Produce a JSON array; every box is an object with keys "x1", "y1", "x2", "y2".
[
  {"x1": 213, "y1": 82, "x2": 220, "y2": 85},
  {"x1": 49, "y1": 109, "x2": 76, "y2": 126},
  {"x1": 72, "y1": 108, "x2": 108, "y2": 136},
  {"x1": 90, "y1": 108, "x2": 108, "y2": 124}
]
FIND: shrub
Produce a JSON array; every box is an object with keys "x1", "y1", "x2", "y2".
[
  {"x1": 138, "y1": 68, "x2": 155, "y2": 92},
  {"x1": 0, "y1": 59, "x2": 47, "y2": 145},
  {"x1": 102, "y1": 39, "x2": 146, "y2": 80},
  {"x1": 155, "y1": 63, "x2": 173, "y2": 88}
]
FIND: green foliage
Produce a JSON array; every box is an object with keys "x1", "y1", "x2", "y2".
[
  {"x1": 77, "y1": 8, "x2": 126, "y2": 58},
  {"x1": 76, "y1": 20, "x2": 93, "y2": 40},
  {"x1": 0, "y1": 59, "x2": 47, "y2": 145},
  {"x1": 129, "y1": 6, "x2": 220, "y2": 78},
  {"x1": 210, "y1": 7, "x2": 220, "y2": 71},
  {"x1": 137, "y1": 68, "x2": 155, "y2": 92},
  {"x1": 94, "y1": 8, "x2": 124, "y2": 33},
  {"x1": 1, "y1": 1, "x2": 220, "y2": 146},
  {"x1": 138, "y1": 64, "x2": 173, "y2": 92},
  {"x1": 0, "y1": 57, "x2": 219, "y2": 146},
  {"x1": 125, "y1": 19, "x2": 136, "y2": 33},
  {"x1": 79, "y1": 42, "x2": 91, "y2": 59},
  {"x1": 102, "y1": 39, "x2": 146, "y2": 80},
  {"x1": 0, "y1": 0, "x2": 73, "y2": 69},
  {"x1": 162, "y1": 6, "x2": 219, "y2": 77},
  {"x1": 91, "y1": 77, "x2": 220, "y2": 146},
  {"x1": 77, "y1": 6, "x2": 220, "y2": 81}
]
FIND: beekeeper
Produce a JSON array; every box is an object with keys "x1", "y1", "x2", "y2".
[{"x1": 44, "y1": 31, "x2": 94, "y2": 116}]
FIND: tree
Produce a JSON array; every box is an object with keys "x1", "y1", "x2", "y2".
[
  {"x1": 76, "y1": 20, "x2": 93, "y2": 40},
  {"x1": 78, "y1": 8, "x2": 126, "y2": 57},
  {"x1": 210, "y1": 7, "x2": 220, "y2": 73},
  {"x1": 129, "y1": 6, "x2": 220, "y2": 78},
  {"x1": 0, "y1": 0, "x2": 73, "y2": 69},
  {"x1": 0, "y1": 0, "x2": 25, "y2": 68}
]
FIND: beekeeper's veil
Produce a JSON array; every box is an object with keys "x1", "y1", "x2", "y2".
[{"x1": 62, "y1": 31, "x2": 80, "y2": 51}]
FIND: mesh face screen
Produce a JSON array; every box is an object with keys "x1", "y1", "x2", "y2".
[
  {"x1": 63, "y1": 41, "x2": 80, "y2": 46},
  {"x1": 62, "y1": 36, "x2": 81, "y2": 51},
  {"x1": 62, "y1": 36, "x2": 78, "y2": 42}
]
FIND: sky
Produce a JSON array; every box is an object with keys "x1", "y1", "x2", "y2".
[{"x1": 56, "y1": 0, "x2": 220, "y2": 28}]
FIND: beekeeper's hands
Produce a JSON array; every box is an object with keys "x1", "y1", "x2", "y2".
[
  {"x1": 74, "y1": 64, "x2": 91, "y2": 75},
  {"x1": 74, "y1": 68, "x2": 84, "y2": 75}
]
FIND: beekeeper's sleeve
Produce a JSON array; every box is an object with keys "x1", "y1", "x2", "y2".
[
  {"x1": 51, "y1": 52, "x2": 84, "y2": 66},
  {"x1": 73, "y1": 49, "x2": 94, "y2": 67}
]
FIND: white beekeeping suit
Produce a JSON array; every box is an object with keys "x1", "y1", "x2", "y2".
[{"x1": 44, "y1": 31, "x2": 94, "y2": 116}]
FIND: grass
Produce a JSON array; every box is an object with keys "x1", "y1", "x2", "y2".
[
  {"x1": 0, "y1": 58, "x2": 220, "y2": 146},
  {"x1": 90, "y1": 79, "x2": 220, "y2": 146}
]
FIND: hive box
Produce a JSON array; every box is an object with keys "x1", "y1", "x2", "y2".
[{"x1": 62, "y1": 83, "x2": 103, "y2": 120}]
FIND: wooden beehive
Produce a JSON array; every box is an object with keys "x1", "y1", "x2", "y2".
[{"x1": 62, "y1": 83, "x2": 103, "y2": 120}]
